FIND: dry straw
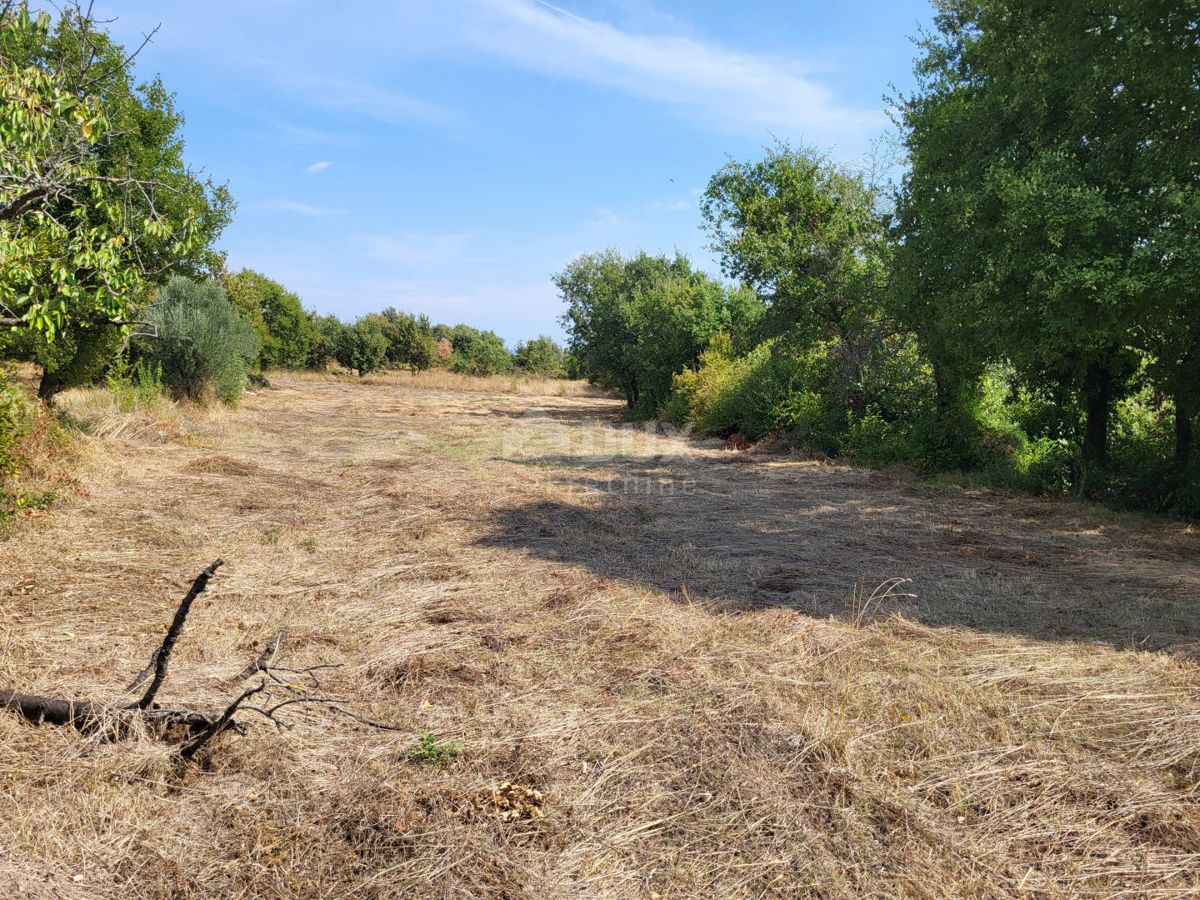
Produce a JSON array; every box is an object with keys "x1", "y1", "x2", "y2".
[{"x1": 0, "y1": 372, "x2": 1197, "y2": 897}]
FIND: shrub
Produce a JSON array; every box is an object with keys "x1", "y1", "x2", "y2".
[
  {"x1": 140, "y1": 277, "x2": 260, "y2": 405},
  {"x1": 369, "y1": 308, "x2": 438, "y2": 374},
  {"x1": 436, "y1": 324, "x2": 513, "y2": 377},
  {"x1": 1, "y1": 365, "x2": 68, "y2": 526}
]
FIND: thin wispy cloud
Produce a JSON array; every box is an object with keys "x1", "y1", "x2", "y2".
[
  {"x1": 306, "y1": 160, "x2": 334, "y2": 175},
  {"x1": 261, "y1": 200, "x2": 347, "y2": 217},
  {"x1": 359, "y1": 232, "x2": 473, "y2": 267},
  {"x1": 467, "y1": 0, "x2": 882, "y2": 140},
  {"x1": 252, "y1": 57, "x2": 459, "y2": 129}
]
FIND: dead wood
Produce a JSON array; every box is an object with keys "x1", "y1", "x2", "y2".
[{"x1": 1, "y1": 561, "x2": 402, "y2": 760}]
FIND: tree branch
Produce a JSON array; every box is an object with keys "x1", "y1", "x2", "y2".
[{"x1": 132, "y1": 559, "x2": 224, "y2": 710}]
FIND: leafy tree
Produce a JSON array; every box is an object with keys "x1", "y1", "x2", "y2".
[
  {"x1": 701, "y1": 144, "x2": 890, "y2": 420},
  {"x1": 0, "y1": 3, "x2": 232, "y2": 398},
  {"x1": 557, "y1": 251, "x2": 758, "y2": 416},
  {"x1": 369, "y1": 307, "x2": 438, "y2": 374},
  {"x1": 307, "y1": 313, "x2": 347, "y2": 370},
  {"x1": 436, "y1": 324, "x2": 513, "y2": 377},
  {"x1": 139, "y1": 277, "x2": 259, "y2": 405},
  {"x1": 893, "y1": 0, "x2": 1198, "y2": 469},
  {"x1": 222, "y1": 269, "x2": 315, "y2": 369},
  {"x1": 334, "y1": 317, "x2": 388, "y2": 377},
  {"x1": 514, "y1": 335, "x2": 567, "y2": 377}
]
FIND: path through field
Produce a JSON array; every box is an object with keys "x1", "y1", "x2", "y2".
[{"x1": 2, "y1": 375, "x2": 1198, "y2": 897}]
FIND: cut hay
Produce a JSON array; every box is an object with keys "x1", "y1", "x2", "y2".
[{"x1": 0, "y1": 375, "x2": 1197, "y2": 897}]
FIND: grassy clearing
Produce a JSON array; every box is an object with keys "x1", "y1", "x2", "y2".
[
  {"x1": 279, "y1": 366, "x2": 613, "y2": 399},
  {"x1": 0, "y1": 375, "x2": 1197, "y2": 897}
]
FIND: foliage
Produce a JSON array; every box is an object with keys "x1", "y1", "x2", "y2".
[
  {"x1": 104, "y1": 356, "x2": 163, "y2": 412},
  {"x1": 139, "y1": 277, "x2": 259, "y2": 405},
  {"x1": 369, "y1": 308, "x2": 438, "y2": 374},
  {"x1": 514, "y1": 335, "x2": 567, "y2": 377},
  {"x1": 557, "y1": 251, "x2": 762, "y2": 416},
  {"x1": 407, "y1": 730, "x2": 464, "y2": 765},
  {"x1": 891, "y1": 0, "x2": 1198, "y2": 470},
  {"x1": 0, "y1": 365, "x2": 67, "y2": 525},
  {"x1": 334, "y1": 317, "x2": 388, "y2": 377},
  {"x1": 435, "y1": 324, "x2": 513, "y2": 377},
  {"x1": 222, "y1": 270, "x2": 315, "y2": 369},
  {"x1": 0, "y1": 3, "x2": 232, "y2": 397},
  {"x1": 307, "y1": 313, "x2": 347, "y2": 370}
]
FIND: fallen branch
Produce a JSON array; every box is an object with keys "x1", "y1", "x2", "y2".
[
  {"x1": 1, "y1": 560, "x2": 404, "y2": 760},
  {"x1": 133, "y1": 559, "x2": 224, "y2": 710}
]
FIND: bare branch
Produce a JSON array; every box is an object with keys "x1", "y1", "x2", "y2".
[
  {"x1": 179, "y1": 681, "x2": 265, "y2": 760},
  {"x1": 132, "y1": 559, "x2": 224, "y2": 710}
]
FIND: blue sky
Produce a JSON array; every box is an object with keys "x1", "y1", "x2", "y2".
[{"x1": 95, "y1": 0, "x2": 936, "y2": 345}]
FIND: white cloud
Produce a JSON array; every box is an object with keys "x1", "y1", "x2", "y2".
[
  {"x1": 464, "y1": 0, "x2": 882, "y2": 141},
  {"x1": 261, "y1": 200, "x2": 347, "y2": 217},
  {"x1": 306, "y1": 160, "x2": 334, "y2": 175}
]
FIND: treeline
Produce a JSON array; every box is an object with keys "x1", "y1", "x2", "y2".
[
  {"x1": 0, "y1": 3, "x2": 568, "y2": 404},
  {"x1": 0, "y1": 3, "x2": 569, "y2": 519},
  {"x1": 561, "y1": 2, "x2": 1198, "y2": 517},
  {"x1": 133, "y1": 269, "x2": 570, "y2": 404}
]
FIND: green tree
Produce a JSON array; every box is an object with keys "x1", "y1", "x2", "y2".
[
  {"x1": 893, "y1": 0, "x2": 1198, "y2": 470},
  {"x1": 0, "y1": 3, "x2": 232, "y2": 398},
  {"x1": 701, "y1": 145, "x2": 890, "y2": 420},
  {"x1": 307, "y1": 313, "x2": 347, "y2": 370},
  {"x1": 370, "y1": 308, "x2": 438, "y2": 374},
  {"x1": 222, "y1": 269, "x2": 316, "y2": 369},
  {"x1": 436, "y1": 324, "x2": 513, "y2": 377},
  {"x1": 557, "y1": 251, "x2": 757, "y2": 416},
  {"x1": 514, "y1": 335, "x2": 567, "y2": 377},
  {"x1": 139, "y1": 277, "x2": 259, "y2": 405},
  {"x1": 335, "y1": 317, "x2": 388, "y2": 377}
]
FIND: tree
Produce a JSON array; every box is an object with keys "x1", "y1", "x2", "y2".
[
  {"x1": 334, "y1": 317, "x2": 388, "y2": 377},
  {"x1": 222, "y1": 269, "x2": 316, "y2": 369},
  {"x1": 369, "y1": 308, "x2": 438, "y2": 374},
  {"x1": 436, "y1": 324, "x2": 513, "y2": 377},
  {"x1": 701, "y1": 144, "x2": 890, "y2": 420},
  {"x1": 307, "y1": 313, "x2": 346, "y2": 370},
  {"x1": 557, "y1": 251, "x2": 757, "y2": 416},
  {"x1": 514, "y1": 336, "x2": 567, "y2": 377},
  {"x1": 0, "y1": 3, "x2": 232, "y2": 398},
  {"x1": 892, "y1": 0, "x2": 1198, "y2": 470},
  {"x1": 139, "y1": 278, "x2": 259, "y2": 405}
]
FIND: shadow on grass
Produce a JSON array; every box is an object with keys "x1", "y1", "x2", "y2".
[{"x1": 477, "y1": 448, "x2": 1200, "y2": 653}]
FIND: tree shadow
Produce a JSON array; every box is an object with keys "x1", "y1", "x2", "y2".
[{"x1": 476, "y1": 448, "x2": 1200, "y2": 653}]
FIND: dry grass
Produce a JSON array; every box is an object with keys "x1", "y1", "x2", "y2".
[
  {"x1": 280, "y1": 367, "x2": 612, "y2": 398},
  {"x1": 1, "y1": 375, "x2": 1198, "y2": 898}
]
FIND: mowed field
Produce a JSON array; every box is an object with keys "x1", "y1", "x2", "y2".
[{"x1": 2, "y1": 373, "x2": 1199, "y2": 898}]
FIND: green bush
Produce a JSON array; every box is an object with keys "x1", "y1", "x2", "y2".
[
  {"x1": 435, "y1": 324, "x2": 513, "y2": 377},
  {"x1": 514, "y1": 335, "x2": 567, "y2": 377},
  {"x1": 1, "y1": 365, "x2": 67, "y2": 525},
  {"x1": 104, "y1": 357, "x2": 164, "y2": 412},
  {"x1": 140, "y1": 277, "x2": 260, "y2": 405},
  {"x1": 335, "y1": 317, "x2": 389, "y2": 377}
]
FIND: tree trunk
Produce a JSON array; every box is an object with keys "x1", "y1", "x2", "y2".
[
  {"x1": 1081, "y1": 362, "x2": 1113, "y2": 466},
  {"x1": 1176, "y1": 391, "x2": 1195, "y2": 465},
  {"x1": 37, "y1": 368, "x2": 62, "y2": 402}
]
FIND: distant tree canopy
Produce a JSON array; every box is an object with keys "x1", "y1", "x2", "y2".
[
  {"x1": 434, "y1": 323, "x2": 513, "y2": 377},
  {"x1": 368, "y1": 308, "x2": 438, "y2": 374},
  {"x1": 334, "y1": 317, "x2": 388, "y2": 377},
  {"x1": 222, "y1": 269, "x2": 316, "y2": 369},
  {"x1": 0, "y1": 3, "x2": 233, "y2": 398},
  {"x1": 514, "y1": 335, "x2": 567, "y2": 377},
  {"x1": 557, "y1": 251, "x2": 763, "y2": 416}
]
